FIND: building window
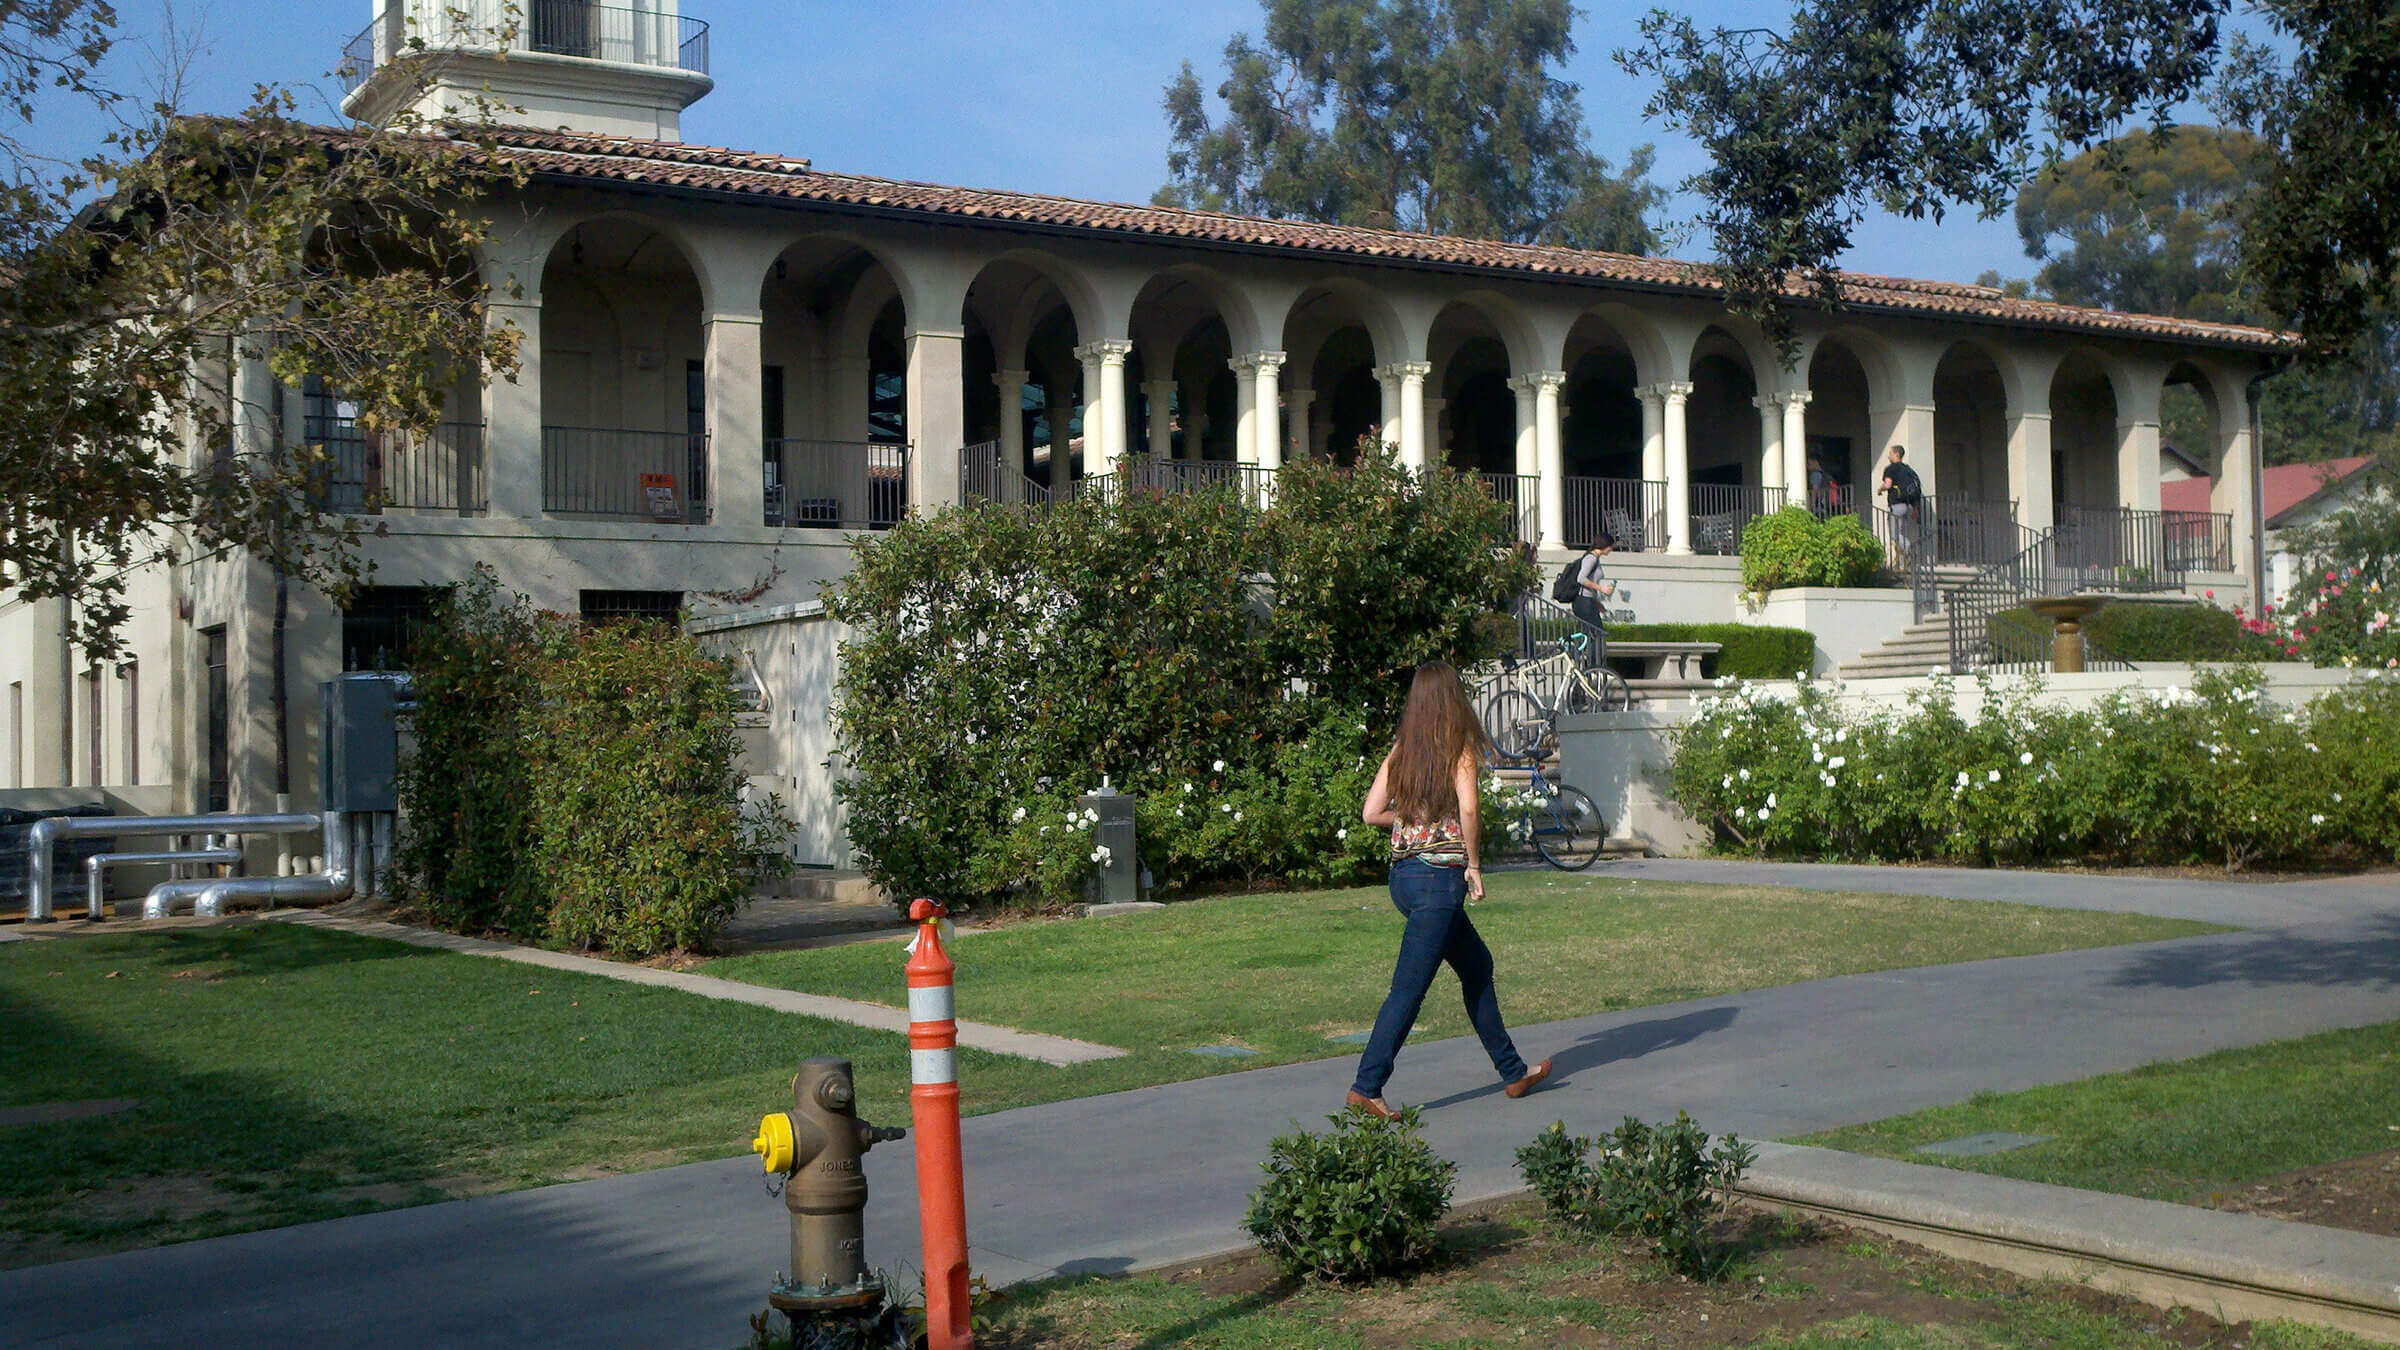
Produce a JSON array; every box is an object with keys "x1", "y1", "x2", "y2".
[
  {"x1": 120, "y1": 661, "x2": 139, "y2": 785},
  {"x1": 579, "y1": 590, "x2": 683, "y2": 625},
  {"x1": 204, "y1": 626, "x2": 229, "y2": 813},
  {"x1": 344, "y1": 585, "x2": 448, "y2": 671},
  {"x1": 685, "y1": 358, "x2": 710, "y2": 508},
  {"x1": 84, "y1": 666, "x2": 102, "y2": 787}
]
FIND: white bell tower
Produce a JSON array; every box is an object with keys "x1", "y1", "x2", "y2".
[{"x1": 340, "y1": 1, "x2": 713, "y2": 141}]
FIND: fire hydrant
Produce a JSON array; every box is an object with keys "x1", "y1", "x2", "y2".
[{"x1": 753, "y1": 1057, "x2": 907, "y2": 1322}]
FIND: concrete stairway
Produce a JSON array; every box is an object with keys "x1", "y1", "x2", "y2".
[{"x1": 1836, "y1": 617, "x2": 1955, "y2": 680}]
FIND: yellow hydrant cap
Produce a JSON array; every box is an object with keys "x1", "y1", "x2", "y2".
[{"x1": 752, "y1": 1111, "x2": 796, "y2": 1175}]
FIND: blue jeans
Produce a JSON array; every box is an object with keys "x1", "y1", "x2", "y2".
[{"x1": 1351, "y1": 856, "x2": 1529, "y2": 1098}]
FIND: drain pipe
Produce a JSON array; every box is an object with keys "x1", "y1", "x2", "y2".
[
  {"x1": 185, "y1": 810, "x2": 353, "y2": 918},
  {"x1": 25, "y1": 812, "x2": 321, "y2": 922},
  {"x1": 83, "y1": 846, "x2": 243, "y2": 923}
]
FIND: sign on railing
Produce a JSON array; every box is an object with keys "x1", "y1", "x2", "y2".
[{"x1": 542, "y1": 426, "x2": 710, "y2": 522}]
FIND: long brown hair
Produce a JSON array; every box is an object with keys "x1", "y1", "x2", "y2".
[{"x1": 1387, "y1": 661, "x2": 1490, "y2": 825}]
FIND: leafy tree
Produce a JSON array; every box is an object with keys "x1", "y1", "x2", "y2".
[
  {"x1": 1617, "y1": 1, "x2": 2397, "y2": 366},
  {"x1": 0, "y1": 1, "x2": 524, "y2": 655},
  {"x1": 1160, "y1": 0, "x2": 1666, "y2": 254}
]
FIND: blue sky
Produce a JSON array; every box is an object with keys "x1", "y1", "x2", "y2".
[{"x1": 20, "y1": 1, "x2": 2252, "y2": 285}]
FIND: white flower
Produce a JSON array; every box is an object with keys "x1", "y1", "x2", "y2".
[
  {"x1": 1739, "y1": 768, "x2": 1751, "y2": 781},
  {"x1": 1766, "y1": 792, "x2": 1778, "y2": 808},
  {"x1": 1011, "y1": 806, "x2": 1026, "y2": 822},
  {"x1": 1233, "y1": 810, "x2": 1243, "y2": 822},
  {"x1": 1828, "y1": 756, "x2": 1846, "y2": 770},
  {"x1": 2019, "y1": 752, "x2": 2034, "y2": 766},
  {"x1": 1956, "y1": 771, "x2": 1970, "y2": 787},
  {"x1": 1212, "y1": 759, "x2": 1226, "y2": 772},
  {"x1": 2334, "y1": 792, "x2": 2344, "y2": 803},
  {"x1": 1084, "y1": 807, "x2": 1100, "y2": 822},
  {"x1": 1219, "y1": 803, "x2": 1233, "y2": 813},
  {"x1": 2307, "y1": 743, "x2": 2320, "y2": 754},
  {"x1": 1336, "y1": 828, "x2": 1347, "y2": 841},
  {"x1": 1757, "y1": 809, "x2": 1772, "y2": 821},
  {"x1": 2311, "y1": 814, "x2": 2326, "y2": 826},
  {"x1": 1182, "y1": 782, "x2": 1194, "y2": 794},
  {"x1": 1835, "y1": 728, "x2": 1848, "y2": 743},
  {"x1": 1723, "y1": 774, "x2": 1734, "y2": 789},
  {"x1": 1174, "y1": 805, "x2": 1184, "y2": 817},
  {"x1": 1987, "y1": 769, "x2": 2001, "y2": 783},
  {"x1": 1735, "y1": 807, "x2": 1749, "y2": 819}
]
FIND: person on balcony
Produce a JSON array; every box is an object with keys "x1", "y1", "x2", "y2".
[
  {"x1": 1570, "y1": 533, "x2": 1617, "y2": 665},
  {"x1": 1347, "y1": 661, "x2": 1552, "y2": 1121},
  {"x1": 1878, "y1": 445, "x2": 1924, "y2": 565}
]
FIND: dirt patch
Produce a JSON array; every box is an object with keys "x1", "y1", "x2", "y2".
[
  {"x1": 981, "y1": 1196, "x2": 2274, "y2": 1350},
  {"x1": 2200, "y1": 1147, "x2": 2400, "y2": 1238}
]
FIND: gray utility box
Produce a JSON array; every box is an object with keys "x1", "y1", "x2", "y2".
[
  {"x1": 321, "y1": 673, "x2": 405, "y2": 813},
  {"x1": 1078, "y1": 778, "x2": 1139, "y2": 906}
]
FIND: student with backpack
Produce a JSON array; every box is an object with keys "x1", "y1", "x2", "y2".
[
  {"x1": 1877, "y1": 446, "x2": 1924, "y2": 565},
  {"x1": 1550, "y1": 534, "x2": 1616, "y2": 665}
]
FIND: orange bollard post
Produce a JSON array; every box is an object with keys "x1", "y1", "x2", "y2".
[{"x1": 907, "y1": 898, "x2": 973, "y2": 1350}]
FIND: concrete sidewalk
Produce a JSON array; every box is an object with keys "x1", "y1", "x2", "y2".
[{"x1": 4, "y1": 870, "x2": 2397, "y2": 1348}]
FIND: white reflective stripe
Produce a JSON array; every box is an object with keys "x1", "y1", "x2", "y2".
[
  {"x1": 908, "y1": 985, "x2": 955, "y2": 1024},
  {"x1": 911, "y1": 1047, "x2": 957, "y2": 1084}
]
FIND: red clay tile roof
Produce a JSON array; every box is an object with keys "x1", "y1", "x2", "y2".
[
  {"x1": 2164, "y1": 455, "x2": 2376, "y2": 521},
  {"x1": 476, "y1": 127, "x2": 2289, "y2": 355}
]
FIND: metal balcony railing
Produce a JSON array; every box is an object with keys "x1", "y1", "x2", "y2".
[
  {"x1": 1563, "y1": 476, "x2": 1666, "y2": 551},
  {"x1": 309, "y1": 419, "x2": 487, "y2": 514},
  {"x1": 959, "y1": 440, "x2": 1051, "y2": 508},
  {"x1": 1122, "y1": 458, "x2": 1275, "y2": 503},
  {"x1": 2055, "y1": 502, "x2": 2235, "y2": 581},
  {"x1": 764, "y1": 439, "x2": 907, "y2": 529},
  {"x1": 1688, "y1": 483, "x2": 1787, "y2": 556},
  {"x1": 542, "y1": 426, "x2": 710, "y2": 522},
  {"x1": 1477, "y1": 473, "x2": 1539, "y2": 546},
  {"x1": 341, "y1": 2, "x2": 709, "y2": 97}
]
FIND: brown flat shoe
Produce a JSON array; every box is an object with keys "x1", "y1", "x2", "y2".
[
  {"x1": 1344, "y1": 1090, "x2": 1401, "y2": 1121},
  {"x1": 1504, "y1": 1059, "x2": 1554, "y2": 1099}
]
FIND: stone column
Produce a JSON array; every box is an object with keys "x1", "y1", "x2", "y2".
[
  {"x1": 2213, "y1": 397, "x2": 2263, "y2": 595},
  {"x1": 1639, "y1": 385, "x2": 1665, "y2": 484},
  {"x1": 1376, "y1": 366, "x2": 1403, "y2": 452},
  {"x1": 1753, "y1": 393, "x2": 1785, "y2": 494},
  {"x1": 1076, "y1": 345, "x2": 1106, "y2": 480},
  {"x1": 2117, "y1": 417, "x2": 2162, "y2": 515},
  {"x1": 905, "y1": 326, "x2": 965, "y2": 510},
  {"x1": 1284, "y1": 386, "x2": 1315, "y2": 462},
  {"x1": 1228, "y1": 355, "x2": 1261, "y2": 466},
  {"x1": 2009, "y1": 408, "x2": 2057, "y2": 533},
  {"x1": 1654, "y1": 381, "x2": 1695, "y2": 554},
  {"x1": 1140, "y1": 379, "x2": 1176, "y2": 462},
  {"x1": 1424, "y1": 397, "x2": 1448, "y2": 464},
  {"x1": 1509, "y1": 374, "x2": 1539, "y2": 482},
  {"x1": 704, "y1": 309, "x2": 765, "y2": 527},
  {"x1": 1047, "y1": 365, "x2": 1075, "y2": 474},
  {"x1": 1375, "y1": 361, "x2": 1432, "y2": 470},
  {"x1": 1248, "y1": 351, "x2": 1286, "y2": 471},
  {"x1": 1533, "y1": 370, "x2": 1567, "y2": 549},
  {"x1": 993, "y1": 368, "x2": 1029, "y2": 470},
  {"x1": 1781, "y1": 390, "x2": 1813, "y2": 500},
  {"x1": 482, "y1": 295, "x2": 544, "y2": 517},
  {"x1": 1086, "y1": 340, "x2": 1132, "y2": 478},
  {"x1": 22, "y1": 598, "x2": 71, "y2": 788}
]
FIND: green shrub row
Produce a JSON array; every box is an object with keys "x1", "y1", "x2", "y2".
[
  {"x1": 392, "y1": 568, "x2": 782, "y2": 957},
  {"x1": 1246, "y1": 1107, "x2": 1753, "y2": 1285},
  {"x1": 1669, "y1": 667, "x2": 2400, "y2": 870},
  {"x1": 1740, "y1": 506, "x2": 1884, "y2": 592},
  {"x1": 1613, "y1": 622, "x2": 1816, "y2": 680},
  {"x1": 830, "y1": 450, "x2": 1535, "y2": 911},
  {"x1": 1990, "y1": 600, "x2": 2278, "y2": 663}
]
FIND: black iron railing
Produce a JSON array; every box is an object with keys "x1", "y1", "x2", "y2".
[
  {"x1": 1563, "y1": 476, "x2": 1666, "y2": 551},
  {"x1": 1125, "y1": 458, "x2": 1275, "y2": 503},
  {"x1": 2055, "y1": 502, "x2": 2235, "y2": 582},
  {"x1": 765, "y1": 438, "x2": 906, "y2": 529},
  {"x1": 1940, "y1": 524, "x2": 2182, "y2": 674},
  {"x1": 309, "y1": 419, "x2": 486, "y2": 514},
  {"x1": 341, "y1": 3, "x2": 708, "y2": 96},
  {"x1": 1478, "y1": 472, "x2": 1539, "y2": 546},
  {"x1": 542, "y1": 426, "x2": 709, "y2": 522},
  {"x1": 958, "y1": 440, "x2": 1051, "y2": 508},
  {"x1": 1688, "y1": 483, "x2": 1787, "y2": 556}
]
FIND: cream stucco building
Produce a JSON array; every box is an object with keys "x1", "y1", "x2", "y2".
[{"x1": 1, "y1": 1, "x2": 2284, "y2": 868}]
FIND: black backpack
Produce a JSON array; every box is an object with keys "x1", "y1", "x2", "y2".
[{"x1": 1550, "y1": 558, "x2": 1581, "y2": 604}]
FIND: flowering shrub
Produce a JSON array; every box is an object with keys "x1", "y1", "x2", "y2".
[
  {"x1": 2238, "y1": 467, "x2": 2400, "y2": 669},
  {"x1": 1739, "y1": 506, "x2": 1884, "y2": 593},
  {"x1": 1669, "y1": 668, "x2": 2400, "y2": 870},
  {"x1": 830, "y1": 452, "x2": 1534, "y2": 910}
]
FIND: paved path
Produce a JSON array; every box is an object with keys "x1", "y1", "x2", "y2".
[{"x1": 5, "y1": 866, "x2": 2397, "y2": 1349}]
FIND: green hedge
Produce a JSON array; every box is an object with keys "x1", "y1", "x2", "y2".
[
  {"x1": 1991, "y1": 601, "x2": 2278, "y2": 663},
  {"x1": 1613, "y1": 623, "x2": 1815, "y2": 680},
  {"x1": 1740, "y1": 507, "x2": 1884, "y2": 592}
]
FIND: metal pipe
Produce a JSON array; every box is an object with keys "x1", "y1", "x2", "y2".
[
  {"x1": 189, "y1": 810, "x2": 353, "y2": 918},
  {"x1": 25, "y1": 812, "x2": 321, "y2": 922},
  {"x1": 82, "y1": 848, "x2": 242, "y2": 922}
]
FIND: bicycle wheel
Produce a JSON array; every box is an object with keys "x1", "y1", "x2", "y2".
[
  {"x1": 1482, "y1": 688, "x2": 1550, "y2": 761},
  {"x1": 1533, "y1": 784, "x2": 1606, "y2": 871}
]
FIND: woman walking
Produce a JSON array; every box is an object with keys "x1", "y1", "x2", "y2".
[{"x1": 1347, "y1": 662, "x2": 1553, "y2": 1119}]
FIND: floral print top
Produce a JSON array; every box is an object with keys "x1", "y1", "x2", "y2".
[{"x1": 1391, "y1": 817, "x2": 1468, "y2": 866}]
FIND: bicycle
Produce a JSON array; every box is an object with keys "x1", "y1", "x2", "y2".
[
  {"x1": 1484, "y1": 758, "x2": 1607, "y2": 871},
  {"x1": 1480, "y1": 639, "x2": 1631, "y2": 763}
]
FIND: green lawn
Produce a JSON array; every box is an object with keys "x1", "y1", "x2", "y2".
[
  {"x1": 1797, "y1": 1019, "x2": 2400, "y2": 1202},
  {"x1": 710, "y1": 869, "x2": 2219, "y2": 1069},
  {"x1": 0, "y1": 874, "x2": 2217, "y2": 1264}
]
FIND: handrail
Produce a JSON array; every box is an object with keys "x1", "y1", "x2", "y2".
[
  {"x1": 1940, "y1": 528, "x2": 2138, "y2": 675},
  {"x1": 341, "y1": 2, "x2": 710, "y2": 97}
]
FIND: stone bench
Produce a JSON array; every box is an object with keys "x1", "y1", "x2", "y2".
[{"x1": 1604, "y1": 640, "x2": 1721, "y2": 682}]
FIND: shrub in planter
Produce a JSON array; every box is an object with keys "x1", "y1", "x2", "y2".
[
  {"x1": 1515, "y1": 1113, "x2": 1756, "y2": 1279},
  {"x1": 1992, "y1": 601, "x2": 2275, "y2": 663},
  {"x1": 1613, "y1": 623, "x2": 1815, "y2": 680},
  {"x1": 1739, "y1": 507, "x2": 1883, "y2": 593},
  {"x1": 1244, "y1": 1106, "x2": 1456, "y2": 1282}
]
